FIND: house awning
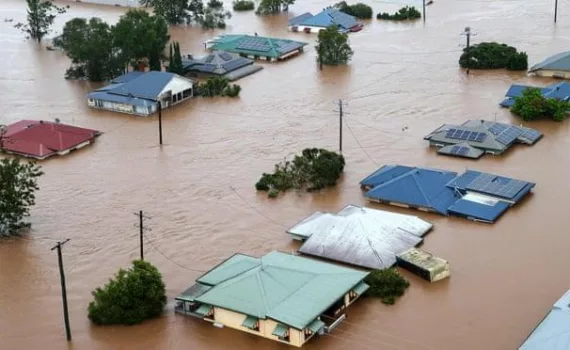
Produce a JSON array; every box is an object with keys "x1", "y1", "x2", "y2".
[
  {"x1": 353, "y1": 282, "x2": 370, "y2": 296},
  {"x1": 242, "y1": 315, "x2": 258, "y2": 329},
  {"x1": 272, "y1": 324, "x2": 289, "y2": 337},
  {"x1": 194, "y1": 304, "x2": 213, "y2": 316},
  {"x1": 307, "y1": 318, "x2": 325, "y2": 333}
]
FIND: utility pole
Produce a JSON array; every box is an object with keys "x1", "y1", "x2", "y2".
[
  {"x1": 555, "y1": 0, "x2": 558, "y2": 23},
  {"x1": 460, "y1": 27, "x2": 476, "y2": 75},
  {"x1": 423, "y1": 0, "x2": 426, "y2": 23},
  {"x1": 338, "y1": 99, "x2": 343, "y2": 153},
  {"x1": 134, "y1": 211, "x2": 151, "y2": 260},
  {"x1": 51, "y1": 239, "x2": 71, "y2": 342},
  {"x1": 157, "y1": 101, "x2": 163, "y2": 146}
]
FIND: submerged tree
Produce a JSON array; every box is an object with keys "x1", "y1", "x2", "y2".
[
  {"x1": 255, "y1": 148, "x2": 345, "y2": 197},
  {"x1": 54, "y1": 18, "x2": 122, "y2": 81},
  {"x1": 0, "y1": 157, "x2": 44, "y2": 237},
  {"x1": 14, "y1": 0, "x2": 68, "y2": 43},
  {"x1": 511, "y1": 88, "x2": 570, "y2": 122},
  {"x1": 200, "y1": 0, "x2": 231, "y2": 29},
  {"x1": 377, "y1": 6, "x2": 421, "y2": 20},
  {"x1": 197, "y1": 77, "x2": 241, "y2": 97},
  {"x1": 88, "y1": 260, "x2": 167, "y2": 325},
  {"x1": 334, "y1": 1, "x2": 373, "y2": 19},
  {"x1": 458, "y1": 42, "x2": 528, "y2": 71},
  {"x1": 256, "y1": 0, "x2": 295, "y2": 15},
  {"x1": 364, "y1": 269, "x2": 410, "y2": 305},
  {"x1": 142, "y1": 0, "x2": 192, "y2": 24},
  {"x1": 167, "y1": 42, "x2": 184, "y2": 75},
  {"x1": 316, "y1": 25, "x2": 354, "y2": 65}
]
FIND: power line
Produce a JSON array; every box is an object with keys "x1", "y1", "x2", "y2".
[
  {"x1": 344, "y1": 119, "x2": 380, "y2": 166},
  {"x1": 229, "y1": 186, "x2": 288, "y2": 229},
  {"x1": 144, "y1": 235, "x2": 207, "y2": 273}
]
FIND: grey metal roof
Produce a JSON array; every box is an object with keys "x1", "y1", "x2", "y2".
[
  {"x1": 181, "y1": 51, "x2": 263, "y2": 80},
  {"x1": 437, "y1": 142, "x2": 485, "y2": 159},
  {"x1": 424, "y1": 120, "x2": 543, "y2": 158},
  {"x1": 519, "y1": 288, "x2": 570, "y2": 349},
  {"x1": 290, "y1": 205, "x2": 433, "y2": 270},
  {"x1": 529, "y1": 51, "x2": 570, "y2": 73}
]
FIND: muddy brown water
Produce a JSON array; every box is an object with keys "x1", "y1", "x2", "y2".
[{"x1": 1, "y1": 0, "x2": 570, "y2": 349}]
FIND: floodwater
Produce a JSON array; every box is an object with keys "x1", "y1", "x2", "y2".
[{"x1": 1, "y1": 0, "x2": 570, "y2": 349}]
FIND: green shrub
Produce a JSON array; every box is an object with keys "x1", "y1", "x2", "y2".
[
  {"x1": 458, "y1": 42, "x2": 528, "y2": 71},
  {"x1": 197, "y1": 77, "x2": 241, "y2": 97},
  {"x1": 335, "y1": 1, "x2": 373, "y2": 19},
  {"x1": 364, "y1": 268, "x2": 410, "y2": 305},
  {"x1": 255, "y1": 148, "x2": 345, "y2": 197},
  {"x1": 233, "y1": 0, "x2": 255, "y2": 11},
  {"x1": 268, "y1": 188, "x2": 279, "y2": 198},
  {"x1": 511, "y1": 87, "x2": 570, "y2": 122},
  {"x1": 377, "y1": 6, "x2": 421, "y2": 20},
  {"x1": 87, "y1": 260, "x2": 167, "y2": 325}
]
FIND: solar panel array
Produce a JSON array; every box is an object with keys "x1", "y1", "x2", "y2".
[
  {"x1": 221, "y1": 58, "x2": 250, "y2": 72},
  {"x1": 495, "y1": 126, "x2": 522, "y2": 145},
  {"x1": 449, "y1": 145, "x2": 470, "y2": 156},
  {"x1": 199, "y1": 64, "x2": 217, "y2": 73},
  {"x1": 276, "y1": 41, "x2": 303, "y2": 54},
  {"x1": 466, "y1": 173, "x2": 528, "y2": 199},
  {"x1": 219, "y1": 52, "x2": 233, "y2": 61},
  {"x1": 446, "y1": 128, "x2": 488, "y2": 142},
  {"x1": 204, "y1": 55, "x2": 215, "y2": 63},
  {"x1": 237, "y1": 38, "x2": 271, "y2": 52},
  {"x1": 519, "y1": 127, "x2": 542, "y2": 143},
  {"x1": 487, "y1": 123, "x2": 509, "y2": 135}
]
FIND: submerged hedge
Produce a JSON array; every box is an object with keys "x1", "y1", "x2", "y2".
[
  {"x1": 458, "y1": 42, "x2": 528, "y2": 70},
  {"x1": 377, "y1": 6, "x2": 421, "y2": 20}
]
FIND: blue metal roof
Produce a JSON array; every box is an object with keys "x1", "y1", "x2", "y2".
[
  {"x1": 108, "y1": 71, "x2": 176, "y2": 100},
  {"x1": 288, "y1": 8, "x2": 359, "y2": 30},
  {"x1": 110, "y1": 71, "x2": 145, "y2": 84},
  {"x1": 519, "y1": 288, "x2": 570, "y2": 350},
  {"x1": 501, "y1": 82, "x2": 570, "y2": 107},
  {"x1": 361, "y1": 166, "x2": 535, "y2": 223},
  {"x1": 86, "y1": 90, "x2": 155, "y2": 108},
  {"x1": 447, "y1": 199, "x2": 510, "y2": 222},
  {"x1": 529, "y1": 51, "x2": 570, "y2": 72}
]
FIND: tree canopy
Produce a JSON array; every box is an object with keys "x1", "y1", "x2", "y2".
[
  {"x1": 316, "y1": 25, "x2": 354, "y2": 65},
  {"x1": 55, "y1": 11, "x2": 170, "y2": 81},
  {"x1": 200, "y1": 0, "x2": 231, "y2": 29},
  {"x1": 377, "y1": 6, "x2": 421, "y2": 20},
  {"x1": 364, "y1": 268, "x2": 410, "y2": 305},
  {"x1": 141, "y1": 0, "x2": 230, "y2": 28},
  {"x1": 255, "y1": 0, "x2": 295, "y2": 15},
  {"x1": 167, "y1": 42, "x2": 184, "y2": 75},
  {"x1": 14, "y1": 0, "x2": 68, "y2": 43},
  {"x1": 255, "y1": 148, "x2": 345, "y2": 198},
  {"x1": 459, "y1": 42, "x2": 528, "y2": 71},
  {"x1": 88, "y1": 260, "x2": 167, "y2": 325},
  {"x1": 233, "y1": 0, "x2": 255, "y2": 11},
  {"x1": 335, "y1": 1, "x2": 373, "y2": 19},
  {"x1": 511, "y1": 88, "x2": 570, "y2": 122},
  {"x1": 0, "y1": 156, "x2": 44, "y2": 237},
  {"x1": 197, "y1": 77, "x2": 241, "y2": 97}
]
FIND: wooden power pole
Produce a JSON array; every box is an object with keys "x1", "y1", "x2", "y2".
[{"x1": 51, "y1": 239, "x2": 72, "y2": 341}]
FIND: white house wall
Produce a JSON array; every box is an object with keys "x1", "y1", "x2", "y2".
[
  {"x1": 67, "y1": 0, "x2": 142, "y2": 6},
  {"x1": 159, "y1": 76, "x2": 193, "y2": 97},
  {"x1": 288, "y1": 25, "x2": 325, "y2": 34},
  {"x1": 535, "y1": 69, "x2": 570, "y2": 79}
]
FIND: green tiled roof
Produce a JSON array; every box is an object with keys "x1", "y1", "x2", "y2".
[
  {"x1": 208, "y1": 34, "x2": 308, "y2": 59},
  {"x1": 190, "y1": 251, "x2": 368, "y2": 330}
]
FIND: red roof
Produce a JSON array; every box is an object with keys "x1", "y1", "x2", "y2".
[{"x1": 1, "y1": 120, "x2": 101, "y2": 159}]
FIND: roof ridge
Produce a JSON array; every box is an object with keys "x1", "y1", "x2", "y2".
[{"x1": 411, "y1": 171, "x2": 432, "y2": 207}]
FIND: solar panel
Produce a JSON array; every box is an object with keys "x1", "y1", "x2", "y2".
[
  {"x1": 445, "y1": 129, "x2": 487, "y2": 142},
  {"x1": 488, "y1": 123, "x2": 509, "y2": 135},
  {"x1": 204, "y1": 55, "x2": 215, "y2": 63},
  {"x1": 221, "y1": 58, "x2": 250, "y2": 72},
  {"x1": 276, "y1": 42, "x2": 303, "y2": 54},
  {"x1": 466, "y1": 173, "x2": 528, "y2": 199},
  {"x1": 519, "y1": 128, "x2": 542, "y2": 143},
  {"x1": 496, "y1": 126, "x2": 522, "y2": 145},
  {"x1": 219, "y1": 52, "x2": 233, "y2": 61},
  {"x1": 450, "y1": 145, "x2": 469, "y2": 156},
  {"x1": 199, "y1": 64, "x2": 217, "y2": 73}
]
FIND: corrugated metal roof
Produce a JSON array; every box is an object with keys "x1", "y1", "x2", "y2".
[
  {"x1": 181, "y1": 51, "x2": 260, "y2": 78},
  {"x1": 208, "y1": 35, "x2": 308, "y2": 59},
  {"x1": 519, "y1": 288, "x2": 570, "y2": 350},
  {"x1": 361, "y1": 165, "x2": 535, "y2": 223},
  {"x1": 529, "y1": 51, "x2": 570, "y2": 72},
  {"x1": 1, "y1": 120, "x2": 100, "y2": 159},
  {"x1": 289, "y1": 12, "x2": 313, "y2": 26},
  {"x1": 109, "y1": 71, "x2": 176, "y2": 100},
  {"x1": 289, "y1": 205, "x2": 432, "y2": 269},
  {"x1": 501, "y1": 82, "x2": 570, "y2": 107},
  {"x1": 289, "y1": 8, "x2": 359, "y2": 30},
  {"x1": 437, "y1": 142, "x2": 485, "y2": 159},
  {"x1": 184, "y1": 251, "x2": 368, "y2": 330}
]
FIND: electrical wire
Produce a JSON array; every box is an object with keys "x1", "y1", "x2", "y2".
[
  {"x1": 144, "y1": 235, "x2": 207, "y2": 273},
  {"x1": 343, "y1": 119, "x2": 380, "y2": 166},
  {"x1": 229, "y1": 186, "x2": 289, "y2": 229}
]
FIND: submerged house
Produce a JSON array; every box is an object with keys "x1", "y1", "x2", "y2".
[
  {"x1": 500, "y1": 81, "x2": 570, "y2": 108},
  {"x1": 528, "y1": 51, "x2": 570, "y2": 79},
  {"x1": 360, "y1": 165, "x2": 535, "y2": 223},
  {"x1": 287, "y1": 204, "x2": 433, "y2": 269},
  {"x1": 175, "y1": 251, "x2": 369, "y2": 347},
  {"x1": 519, "y1": 288, "x2": 570, "y2": 349},
  {"x1": 288, "y1": 8, "x2": 363, "y2": 33},
  {"x1": 1, "y1": 120, "x2": 101, "y2": 160},
  {"x1": 65, "y1": 0, "x2": 142, "y2": 6},
  {"x1": 86, "y1": 71, "x2": 194, "y2": 116},
  {"x1": 204, "y1": 35, "x2": 308, "y2": 62},
  {"x1": 181, "y1": 51, "x2": 263, "y2": 81},
  {"x1": 424, "y1": 119, "x2": 543, "y2": 159}
]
